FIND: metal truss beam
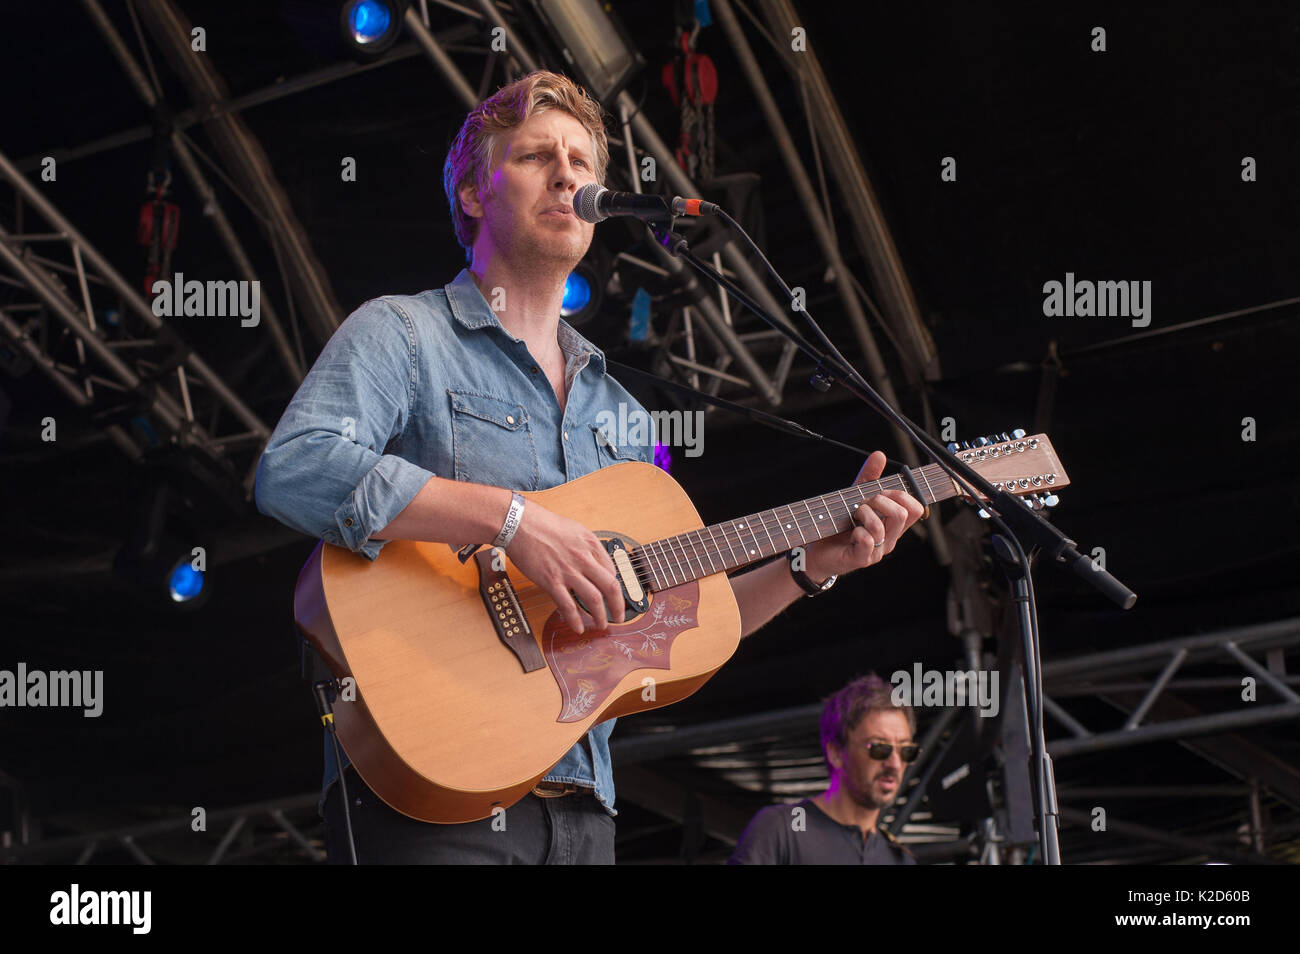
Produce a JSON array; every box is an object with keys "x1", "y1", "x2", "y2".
[
  {"x1": 81, "y1": 0, "x2": 304, "y2": 383},
  {"x1": 0, "y1": 149, "x2": 271, "y2": 496},
  {"x1": 1057, "y1": 805, "x2": 1276, "y2": 865},
  {"x1": 2, "y1": 793, "x2": 324, "y2": 864},
  {"x1": 613, "y1": 765, "x2": 756, "y2": 848},
  {"x1": 133, "y1": 0, "x2": 344, "y2": 349},
  {"x1": 757, "y1": 0, "x2": 939, "y2": 385}
]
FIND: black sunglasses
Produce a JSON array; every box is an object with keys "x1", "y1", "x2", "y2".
[{"x1": 864, "y1": 742, "x2": 921, "y2": 763}]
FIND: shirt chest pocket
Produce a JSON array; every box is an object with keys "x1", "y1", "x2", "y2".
[
  {"x1": 590, "y1": 423, "x2": 648, "y2": 468},
  {"x1": 449, "y1": 389, "x2": 540, "y2": 491}
]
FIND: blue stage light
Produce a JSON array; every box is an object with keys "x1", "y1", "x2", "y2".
[
  {"x1": 168, "y1": 562, "x2": 204, "y2": 603},
  {"x1": 348, "y1": 1, "x2": 392, "y2": 43},
  {"x1": 561, "y1": 271, "x2": 593, "y2": 316}
]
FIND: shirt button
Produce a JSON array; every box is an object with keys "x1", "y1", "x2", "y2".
[
  {"x1": 563, "y1": 432, "x2": 569, "y2": 441},
  {"x1": 506, "y1": 415, "x2": 515, "y2": 425},
  {"x1": 343, "y1": 517, "x2": 354, "y2": 527},
  {"x1": 530, "y1": 365, "x2": 539, "y2": 374}
]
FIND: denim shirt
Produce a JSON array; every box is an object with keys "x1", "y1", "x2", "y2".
[{"x1": 253, "y1": 268, "x2": 653, "y2": 817}]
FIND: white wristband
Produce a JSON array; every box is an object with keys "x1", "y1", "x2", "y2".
[{"x1": 492, "y1": 492, "x2": 526, "y2": 549}]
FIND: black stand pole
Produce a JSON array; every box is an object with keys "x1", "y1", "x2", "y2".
[{"x1": 991, "y1": 534, "x2": 1061, "y2": 864}]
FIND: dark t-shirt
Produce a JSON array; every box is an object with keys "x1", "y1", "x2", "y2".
[{"x1": 727, "y1": 799, "x2": 917, "y2": 865}]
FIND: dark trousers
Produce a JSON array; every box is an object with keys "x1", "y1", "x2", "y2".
[{"x1": 323, "y1": 766, "x2": 615, "y2": 864}]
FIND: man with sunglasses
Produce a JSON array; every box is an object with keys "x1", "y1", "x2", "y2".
[{"x1": 729, "y1": 674, "x2": 918, "y2": 864}]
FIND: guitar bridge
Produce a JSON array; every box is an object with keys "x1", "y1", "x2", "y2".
[{"x1": 474, "y1": 548, "x2": 545, "y2": 673}]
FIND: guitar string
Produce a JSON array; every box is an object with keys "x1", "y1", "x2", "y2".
[
  {"x1": 510, "y1": 468, "x2": 958, "y2": 612},
  {"x1": 507, "y1": 472, "x2": 931, "y2": 615},
  {"x1": 506, "y1": 457, "x2": 1048, "y2": 615},
  {"x1": 631, "y1": 453, "x2": 1050, "y2": 581}
]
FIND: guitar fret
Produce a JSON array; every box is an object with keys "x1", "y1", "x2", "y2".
[
  {"x1": 739, "y1": 518, "x2": 762, "y2": 561},
  {"x1": 695, "y1": 529, "x2": 718, "y2": 575},
  {"x1": 834, "y1": 489, "x2": 853, "y2": 533},
  {"x1": 654, "y1": 540, "x2": 679, "y2": 587},
  {"x1": 684, "y1": 533, "x2": 706, "y2": 579},
  {"x1": 789, "y1": 505, "x2": 809, "y2": 544},
  {"x1": 650, "y1": 540, "x2": 672, "y2": 588},
  {"x1": 713, "y1": 523, "x2": 740, "y2": 569},
  {"x1": 802, "y1": 499, "x2": 826, "y2": 539},
  {"x1": 664, "y1": 537, "x2": 688, "y2": 585},
  {"x1": 774, "y1": 507, "x2": 793, "y2": 551},
  {"x1": 637, "y1": 547, "x2": 661, "y2": 592},
  {"x1": 918, "y1": 467, "x2": 936, "y2": 505},
  {"x1": 758, "y1": 510, "x2": 778, "y2": 558}
]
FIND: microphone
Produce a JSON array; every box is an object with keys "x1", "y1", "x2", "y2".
[{"x1": 573, "y1": 184, "x2": 719, "y2": 223}]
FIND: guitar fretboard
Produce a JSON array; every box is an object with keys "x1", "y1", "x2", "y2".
[{"x1": 632, "y1": 463, "x2": 955, "y2": 591}]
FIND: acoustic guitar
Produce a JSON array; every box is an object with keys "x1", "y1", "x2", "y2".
[{"x1": 295, "y1": 433, "x2": 1068, "y2": 822}]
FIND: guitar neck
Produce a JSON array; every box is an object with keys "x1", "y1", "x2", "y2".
[{"x1": 635, "y1": 462, "x2": 956, "y2": 591}]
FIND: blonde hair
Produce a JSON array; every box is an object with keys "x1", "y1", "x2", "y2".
[{"x1": 443, "y1": 70, "x2": 610, "y2": 260}]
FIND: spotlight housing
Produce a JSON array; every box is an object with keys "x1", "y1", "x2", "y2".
[{"x1": 340, "y1": 0, "x2": 407, "y2": 55}]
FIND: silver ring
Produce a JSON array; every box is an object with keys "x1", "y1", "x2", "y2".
[{"x1": 873, "y1": 541, "x2": 884, "y2": 549}]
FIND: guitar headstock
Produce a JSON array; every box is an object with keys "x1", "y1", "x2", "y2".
[{"x1": 945, "y1": 430, "x2": 1069, "y2": 513}]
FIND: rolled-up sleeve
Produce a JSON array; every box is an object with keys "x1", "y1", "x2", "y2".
[{"x1": 254, "y1": 299, "x2": 435, "y2": 560}]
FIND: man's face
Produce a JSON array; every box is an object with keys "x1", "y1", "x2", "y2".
[
  {"x1": 828, "y1": 708, "x2": 912, "y2": 810},
  {"x1": 459, "y1": 109, "x2": 597, "y2": 271}
]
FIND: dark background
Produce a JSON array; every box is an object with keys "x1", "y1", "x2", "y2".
[{"x1": 2, "y1": 0, "x2": 1297, "y2": 863}]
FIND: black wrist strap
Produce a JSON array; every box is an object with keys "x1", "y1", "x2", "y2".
[{"x1": 787, "y1": 549, "x2": 835, "y2": 597}]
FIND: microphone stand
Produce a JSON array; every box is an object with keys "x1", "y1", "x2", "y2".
[{"x1": 640, "y1": 214, "x2": 1137, "y2": 865}]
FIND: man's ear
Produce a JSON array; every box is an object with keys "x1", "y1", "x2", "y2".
[
  {"x1": 827, "y1": 743, "x2": 844, "y2": 773},
  {"x1": 458, "y1": 178, "x2": 484, "y2": 220}
]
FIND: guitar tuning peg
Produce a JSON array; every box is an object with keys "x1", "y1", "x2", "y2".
[
  {"x1": 1011, "y1": 428, "x2": 1027, "y2": 439},
  {"x1": 999, "y1": 432, "x2": 1011, "y2": 442},
  {"x1": 961, "y1": 441, "x2": 972, "y2": 450},
  {"x1": 946, "y1": 441, "x2": 960, "y2": 453},
  {"x1": 1042, "y1": 494, "x2": 1059, "y2": 508},
  {"x1": 973, "y1": 437, "x2": 991, "y2": 447},
  {"x1": 977, "y1": 507, "x2": 990, "y2": 519}
]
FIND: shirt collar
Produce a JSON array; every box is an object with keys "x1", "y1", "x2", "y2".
[{"x1": 444, "y1": 268, "x2": 606, "y2": 375}]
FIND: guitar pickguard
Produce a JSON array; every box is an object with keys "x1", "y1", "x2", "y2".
[{"x1": 542, "y1": 582, "x2": 700, "y2": 723}]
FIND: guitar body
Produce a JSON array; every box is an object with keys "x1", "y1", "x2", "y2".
[{"x1": 295, "y1": 461, "x2": 741, "y2": 824}]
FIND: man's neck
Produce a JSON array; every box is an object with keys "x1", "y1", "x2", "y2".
[
  {"x1": 468, "y1": 259, "x2": 569, "y2": 359},
  {"x1": 814, "y1": 784, "x2": 881, "y2": 839}
]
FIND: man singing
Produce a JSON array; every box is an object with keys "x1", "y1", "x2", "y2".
[{"x1": 255, "y1": 70, "x2": 923, "y2": 864}]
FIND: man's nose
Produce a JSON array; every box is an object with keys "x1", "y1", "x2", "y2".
[{"x1": 551, "y1": 155, "x2": 580, "y2": 190}]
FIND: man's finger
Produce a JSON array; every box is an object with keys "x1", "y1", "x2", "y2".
[{"x1": 854, "y1": 450, "x2": 887, "y2": 484}]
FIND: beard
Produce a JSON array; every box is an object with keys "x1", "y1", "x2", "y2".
[{"x1": 481, "y1": 201, "x2": 593, "y2": 278}]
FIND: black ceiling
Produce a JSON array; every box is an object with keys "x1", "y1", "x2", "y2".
[{"x1": 2, "y1": 1, "x2": 1297, "y2": 864}]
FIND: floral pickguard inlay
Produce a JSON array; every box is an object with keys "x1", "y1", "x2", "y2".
[{"x1": 543, "y1": 582, "x2": 700, "y2": 722}]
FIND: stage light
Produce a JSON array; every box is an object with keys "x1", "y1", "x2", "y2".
[
  {"x1": 525, "y1": 0, "x2": 645, "y2": 103},
  {"x1": 349, "y1": 2, "x2": 390, "y2": 42},
  {"x1": 561, "y1": 271, "x2": 592, "y2": 316},
  {"x1": 559, "y1": 251, "x2": 607, "y2": 327},
  {"x1": 340, "y1": 0, "x2": 406, "y2": 55},
  {"x1": 168, "y1": 560, "x2": 205, "y2": 603},
  {"x1": 654, "y1": 440, "x2": 672, "y2": 473}
]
